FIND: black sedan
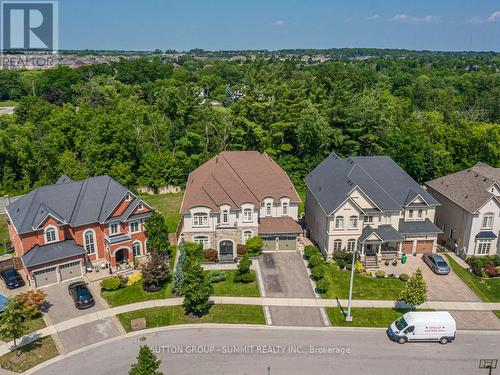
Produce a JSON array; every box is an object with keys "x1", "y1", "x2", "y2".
[
  {"x1": 422, "y1": 253, "x2": 451, "y2": 275},
  {"x1": 0, "y1": 268, "x2": 25, "y2": 289},
  {"x1": 68, "y1": 281, "x2": 95, "y2": 309}
]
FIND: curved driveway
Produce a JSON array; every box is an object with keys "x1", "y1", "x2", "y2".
[{"x1": 29, "y1": 325, "x2": 499, "y2": 375}]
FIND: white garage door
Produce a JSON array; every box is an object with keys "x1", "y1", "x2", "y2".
[
  {"x1": 59, "y1": 260, "x2": 82, "y2": 281},
  {"x1": 262, "y1": 237, "x2": 276, "y2": 252},
  {"x1": 33, "y1": 266, "x2": 58, "y2": 288},
  {"x1": 278, "y1": 236, "x2": 297, "y2": 251}
]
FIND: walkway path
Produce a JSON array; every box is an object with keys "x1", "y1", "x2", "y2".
[{"x1": 2, "y1": 296, "x2": 499, "y2": 357}]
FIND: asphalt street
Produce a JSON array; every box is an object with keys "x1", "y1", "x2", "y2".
[{"x1": 30, "y1": 326, "x2": 499, "y2": 375}]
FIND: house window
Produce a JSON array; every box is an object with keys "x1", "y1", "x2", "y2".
[
  {"x1": 282, "y1": 202, "x2": 288, "y2": 216},
  {"x1": 477, "y1": 240, "x2": 491, "y2": 255},
  {"x1": 243, "y1": 231, "x2": 252, "y2": 243},
  {"x1": 193, "y1": 213, "x2": 208, "y2": 227},
  {"x1": 125, "y1": 193, "x2": 131, "y2": 201},
  {"x1": 129, "y1": 221, "x2": 140, "y2": 233},
  {"x1": 347, "y1": 239, "x2": 356, "y2": 252},
  {"x1": 45, "y1": 227, "x2": 57, "y2": 243},
  {"x1": 349, "y1": 216, "x2": 358, "y2": 229},
  {"x1": 481, "y1": 213, "x2": 494, "y2": 229},
  {"x1": 84, "y1": 230, "x2": 95, "y2": 254},
  {"x1": 364, "y1": 216, "x2": 373, "y2": 224},
  {"x1": 109, "y1": 223, "x2": 119, "y2": 235},
  {"x1": 417, "y1": 209, "x2": 423, "y2": 219},
  {"x1": 333, "y1": 239, "x2": 342, "y2": 251},
  {"x1": 222, "y1": 210, "x2": 229, "y2": 224},
  {"x1": 194, "y1": 236, "x2": 209, "y2": 249},
  {"x1": 266, "y1": 202, "x2": 272, "y2": 216},
  {"x1": 138, "y1": 203, "x2": 144, "y2": 211},
  {"x1": 335, "y1": 216, "x2": 344, "y2": 229},
  {"x1": 133, "y1": 242, "x2": 142, "y2": 257},
  {"x1": 408, "y1": 210, "x2": 414, "y2": 219},
  {"x1": 243, "y1": 208, "x2": 253, "y2": 222},
  {"x1": 382, "y1": 214, "x2": 391, "y2": 224}
]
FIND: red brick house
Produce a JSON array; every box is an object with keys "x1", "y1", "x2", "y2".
[{"x1": 6, "y1": 175, "x2": 152, "y2": 287}]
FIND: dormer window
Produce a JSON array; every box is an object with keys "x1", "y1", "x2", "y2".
[
  {"x1": 193, "y1": 213, "x2": 208, "y2": 227},
  {"x1": 222, "y1": 209, "x2": 229, "y2": 224},
  {"x1": 45, "y1": 227, "x2": 57, "y2": 243},
  {"x1": 282, "y1": 202, "x2": 288, "y2": 216},
  {"x1": 138, "y1": 203, "x2": 144, "y2": 211},
  {"x1": 408, "y1": 210, "x2": 414, "y2": 219},
  {"x1": 243, "y1": 208, "x2": 253, "y2": 222},
  {"x1": 266, "y1": 202, "x2": 272, "y2": 216},
  {"x1": 109, "y1": 223, "x2": 119, "y2": 235},
  {"x1": 125, "y1": 193, "x2": 132, "y2": 201},
  {"x1": 417, "y1": 209, "x2": 423, "y2": 219},
  {"x1": 364, "y1": 216, "x2": 373, "y2": 224}
]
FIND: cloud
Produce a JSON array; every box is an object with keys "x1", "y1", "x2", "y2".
[
  {"x1": 487, "y1": 11, "x2": 500, "y2": 22},
  {"x1": 389, "y1": 14, "x2": 441, "y2": 24},
  {"x1": 364, "y1": 14, "x2": 380, "y2": 20},
  {"x1": 467, "y1": 11, "x2": 500, "y2": 24},
  {"x1": 272, "y1": 20, "x2": 285, "y2": 27},
  {"x1": 468, "y1": 16, "x2": 484, "y2": 24}
]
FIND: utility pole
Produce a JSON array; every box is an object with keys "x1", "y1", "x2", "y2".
[{"x1": 345, "y1": 248, "x2": 357, "y2": 322}]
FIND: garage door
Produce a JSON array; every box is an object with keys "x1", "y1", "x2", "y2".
[
  {"x1": 59, "y1": 260, "x2": 82, "y2": 281},
  {"x1": 262, "y1": 237, "x2": 276, "y2": 252},
  {"x1": 402, "y1": 241, "x2": 413, "y2": 254},
  {"x1": 278, "y1": 236, "x2": 297, "y2": 251},
  {"x1": 415, "y1": 240, "x2": 434, "y2": 254},
  {"x1": 33, "y1": 266, "x2": 58, "y2": 288}
]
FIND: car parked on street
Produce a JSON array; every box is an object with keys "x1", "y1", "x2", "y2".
[
  {"x1": 0, "y1": 268, "x2": 25, "y2": 289},
  {"x1": 422, "y1": 253, "x2": 450, "y2": 275},
  {"x1": 68, "y1": 281, "x2": 95, "y2": 309}
]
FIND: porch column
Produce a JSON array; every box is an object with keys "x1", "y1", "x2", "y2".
[
  {"x1": 361, "y1": 243, "x2": 365, "y2": 256},
  {"x1": 377, "y1": 244, "x2": 381, "y2": 256},
  {"x1": 398, "y1": 242, "x2": 403, "y2": 255}
]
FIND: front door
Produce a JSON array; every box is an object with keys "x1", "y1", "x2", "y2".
[
  {"x1": 115, "y1": 248, "x2": 128, "y2": 264},
  {"x1": 365, "y1": 244, "x2": 378, "y2": 256},
  {"x1": 219, "y1": 240, "x2": 234, "y2": 261}
]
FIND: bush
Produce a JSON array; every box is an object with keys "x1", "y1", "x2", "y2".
[
  {"x1": 311, "y1": 265, "x2": 325, "y2": 280},
  {"x1": 208, "y1": 271, "x2": 227, "y2": 283},
  {"x1": 337, "y1": 259, "x2": 347, "y2": 270},
  {"x1": 316, "y1": 278, "x2": 329, "y2": 293},
  {"x1": 101, "y1": 276, "x2": 122, "y2": 291},
  {"x1": 399, "y1": 273, "x2": 410, "y2": 281},
  {"x1": 376, "y1": 270, "x2": 386, "y2": 278},
  {"x1": 483, "y1": 264, "x2": 497, "y2": 278},
  {"x1": 15, "y1": 290, "x2": 46, "y2": 318},
  {"x1": 238, "y1": 256, "x2": 252, "y2": 274},
  {"x1": 127, "y1": 272, "x2": 142, "y2": 286},
  {"x1": 184, "y1": 241, "x2": 204, "y2": 260},
  {"x1": 308, "y1": 254, "x2": 324, "y2": 268},
  {"x1": 304, "y1": 245, "x2": 319, "y2": 259},
  {"x1": 203, "y1": 248, "x2": 218, "y2": 262},
  {"x1": 346, "y1": 263, "x2": 352, "y2": 271},
  {"x1": 246, "y1": 236, "x2": 263, "y2": 255},
  {"x1": 237, "y1": 244, "x2": 247, "y2": 255},
  {"x1": 354, "y1": 260, "x2": 365, "y2": 273},
  {"x1": 234, "y1": 272, "x2": 255, "y2": 283}
]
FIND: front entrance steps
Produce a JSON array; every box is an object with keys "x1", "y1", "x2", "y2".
[{"x1": 364, "y1": 255, "x2": 378, "y2": 269}]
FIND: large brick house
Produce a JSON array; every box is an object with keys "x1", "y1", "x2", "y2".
[
  {"x1": 179, "y1": 151, "x2": 302, "y2": 261},
  {"x1": 6, "y1": 175, "x2": 152, "y2": 287}
]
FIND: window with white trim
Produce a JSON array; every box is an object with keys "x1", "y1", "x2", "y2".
[
  {"x1": 349, "y1": 216, "x2": 358, "y2": 229},
  {"x1": 417, "y1": 209, "x2": 423, "y2": 219},
  {"x1": 364, "y1": 215, "x2": 373, "y2": 224},
  {"x1": 138, "y1": 203, "x2": 144, "y2": 211},
  {"x1": 243, "y1": 231, "x2": 252, "y2": 243},
  {"x1": 335, "y1": 216, "x2": 344, "y2": 229},
  {"x1": 382, "y1": 214, "x2": 391, "y2": 224},
  {"x1": 477, "y1": 239, "x2": 491, "y2": 255},
  {"x1": 282, "y1": 202, "x2": 288, "y2": 216},
  {"x1": 109, "y1": 223, "x2": 119, "y2": 235},
  {"x1": 133, "y1": 242, "x2": 142, "y2": 256},
  {"x1": 125, "y1": 193, "x2": 131, "y2": 201},
  {"x1": 481, "y1": 213, "x2": 494, "y2": 229},
  {"x1": 222, "y1": 209, "x2": 229, "y2": 224},
  {"x1": 333, "y1": 239, "x2": 342, "y2": 251},
  {"x1": 194, "y1": 236, "x2": 209, "y2": 249},
  {"x1": 243, "y1": 208, "x2": 253, "y2": 222},
  {"x1": 347, "y1": 239, "x2": 356, "y2": 252},
  {"x1": 193, "y1": 213, "x2": 208, "y2": 227},
  {"x1": 408, "y1": 210, "x2": 414, "y2": 219},
  {"x1": 45, "y1": 227, "x2": 57, "y2": 243},
  {"x1": 266, "y1": 202, "x2": 272, "y2": 216},
  {"x1": 129, "y1": 221, "x2": 140, "y2": 233},
  {"x1": 84, "y1": 230, "x2": 95, "y2": 254}
]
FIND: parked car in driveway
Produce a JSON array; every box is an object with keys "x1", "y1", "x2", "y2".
[
  {"x1": 422, "y1": 253, "x2": 450, "y2": 275},
  {"x1": 0, "y1": 268, "x2": 25, "y2": 289},
  {"x1": 68, "y1": 281, "x2": 95, "y2": 309}
]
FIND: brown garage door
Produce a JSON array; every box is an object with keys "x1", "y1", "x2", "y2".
[
  {"x1": 402, "y1": 241, "x2": 413, "y2": 254},
  {"x1": 415, "y1": 240, "x2": 434, "y2": 254}
]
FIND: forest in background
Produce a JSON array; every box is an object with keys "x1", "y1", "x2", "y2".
[{"x1": 0, "y1": 51, "x2": 499, "y2": 195}]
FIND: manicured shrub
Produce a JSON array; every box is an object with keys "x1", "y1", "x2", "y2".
[
  {"x1": 203, "y1": 248, "x2": 218, "y2": 262},
  {"x1": 311, "y1": 265, "x2": 325, "y2": 280},
  {"x1": 346, "y1": 263, "x2": 352, "y2": 271},
  {"x1": 246, "y1": 236, "x2": 263, "y2": 255},
  {"x1": 101, "y1": 276, "x2": 121, "y2": 291},
  {"x1": 234, "y1": 272, "x2": 255, "y2": 283},
  {"x1": 337, "y1": 259, "x2": 347, "y2": 270},
  {"x1": 238, "y1": 256, "x2": 252, "y2": 274},
  {"x1": 483, "y1": 264, "x2": 497, "y2": 278},
  {"x1": 398, "y1": 269, "x2": 427, "y2": 307},
  {"x1": 316, "y1": 278, "x2": 329, "y2": 293},
  {"x1": 308, "y1": 254, "x2": 324, "y2": 268},
  {"x1": 399, "y1": 273, "x2": 410, "y2": 281},
  {"x1": 208, "y1": 271, "x2": 227, "y2": 283},
  {"x1": 376, "y1": 270, "x2": 386, "y2": 278},
  {"x1": 304, "y1": 245, "x2": 319, "y2": 259},
  {"x1": 237, "y1": 244, "x2": 248, "y2": 255},
  {"x1": 234, "y1": 255, "x2": 254, "y2": 283},
  {"x1": 127, "y1": 272, "x2": 142, "y2": 286},
  {"x1": 354, "y1": 260, "x2": 365, "y2": 273},
  {"x1": 184, "y1": 241, "x2": 204, "y2": 260}
]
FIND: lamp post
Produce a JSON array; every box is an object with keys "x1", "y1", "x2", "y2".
[{"x1": 345, "y1": 248, "x2": 357, "y2": 322}]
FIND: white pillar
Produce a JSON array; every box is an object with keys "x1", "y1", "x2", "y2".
[{"x1": 398, "y1": 242, "x2": 403, "y2": 255}]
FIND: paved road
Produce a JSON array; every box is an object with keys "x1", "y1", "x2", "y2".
[
  {"x1": 260, "y1": 253, "x2": 326, "y2": 326},
  {"x1": 30, "y1": 326, "x2": 500, "y2": 375}
]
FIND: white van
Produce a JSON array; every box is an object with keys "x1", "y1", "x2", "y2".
[{"x1": 387, "y1": 311, "x2": 456, "y2": 344}]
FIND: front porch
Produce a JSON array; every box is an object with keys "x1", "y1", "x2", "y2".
[{"x1": 358, "y1": 225, "x2": 405, "y2": 269}]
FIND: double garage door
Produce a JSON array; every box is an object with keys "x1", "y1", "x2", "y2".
[
  {"x1": 262, "y1": 236, "x2": 297, "y2": 252},
  {"x1": 402, "y1": 240, "x2": 434, "y2": 254},
  {"x1": 32, "y1": 260, "x2": 82, "y2": 288}
]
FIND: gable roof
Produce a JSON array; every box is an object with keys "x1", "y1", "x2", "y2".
[
  {"x1": 7, "y1": 175, "x2": 133, "y2": 234},
  {"x1": 305, "y1": 153, "x2": 439, "y2": 215},
  {"x1": 425, "y1": 162, "x2": 500, "y2": 213},
  {"x1": 181, "y1": 151, "x2": 300, "y2": 212}
]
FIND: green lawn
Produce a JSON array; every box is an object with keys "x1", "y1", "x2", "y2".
[
  {"x1": 297, "y1": 189, "x2": 306, "y2": 214},
  {"x1": 142, "y1": 193, "x2": 183, "y2": 233},
  {"x1": 0, "y1": 215, "x2": 9, "y2": 255},
  {"x1": 327, "y1": 307, "x2": 431, "y2": 327},
  {"x1": 0, "y1": 336, "x2": 58, "y2": 373},
  {"x1": 444, "y1": 254, "x2": 500, "y2": 302},
  {"x1": 321, "y1": 264, "x2": 406, "y2": 300},
  {"x1": 118, "y1": 304, "x2": 266, "y2": 332},
  {"x1": 0, "y1": 101, "x2": 17, "y2": 107},
  {"x1": 101, "y1": 281, "x2": 172, "y2": 307},
  {"x1": 0, "y1": 316, "x2": 46, "y2": 342},
  {"x1": 494, "y1": 311, "x2": 500, "y2": 320},
  {"x1": 208, "y1": 270, "x2": 260, "y2": 297}
]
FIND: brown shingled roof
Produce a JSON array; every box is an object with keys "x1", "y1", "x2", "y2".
[
  {"x1": 425, "y1": 162, "x2": 500, "y2": 213},
  {"x1": 258, "y1": 217, "x2": 303, "y2": 235},
  {"x1": 181, "y1": 151, "x2": 300, "y2": 212}
]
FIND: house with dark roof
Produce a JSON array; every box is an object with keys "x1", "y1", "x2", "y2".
[
  {"x1": 179, "y1": 151, "x2": 302, "y2": 261},
  {"x1": 305, "y1": 153, "x2": 441, "y2": 266},
  {"x1": 425, "y1": 162, "x2": 500, "y2": 258},
  {"x1": 6, "y1": 175, "x2": 152, "y2": 287}
]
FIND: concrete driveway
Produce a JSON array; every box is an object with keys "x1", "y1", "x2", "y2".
[
  {"x1": 259, "y1": 252, "x2": 326, "y2": 326},
  {"x1": 43, "y1": 278, "x2": 122, "y2": 354}
]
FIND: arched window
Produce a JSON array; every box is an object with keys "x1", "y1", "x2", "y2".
[
  {"x1": 194, "y1": 236, "x2": 209, "y2": 249},
  {"x1": 221, "y1": 209, "x2": 229, "y2": 224},
  {"x1": 282, "y1": 202, "x2": 288, "y2": 216},
  {"x1": 265, "y1": 202, "x2": 272, "y2": 216},
  {"x1": 335, "y1": 216, "x2": 344, "y2": 229},
  {"x1": 482, "y1": 213, "x2": 494, "y2": 229},
  {"x1": 243, "y1": 231, "x2": 252, "y2": 243},
  {"x1": 333, "y1": 239, "x2": 342, "y2": 251},
  {"x1": 349, "y1": 215, "x2": 358, "y2": 229},
  {"x1": 84, "y1": 230, "x2": 95, "y2": 254},
  {"x1": 193, "y1": 213, "x2": 208, "y2": 227},
  {"x1": 133, "y1": 241, "x2": 142, "y2": 257},
  {"x1": 347, "y1": 239, "x2": 356, "y2": 252},
  {"x1": 45, "y1": 227, "x2": 57, "y2": 243},
  {"x1": 243, "y1": 208, "x2": 253, "y2": 222}
]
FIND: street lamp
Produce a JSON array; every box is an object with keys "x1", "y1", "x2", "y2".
[{"x1": 345, "y1": 247, "x2": 357, "y2": 322}]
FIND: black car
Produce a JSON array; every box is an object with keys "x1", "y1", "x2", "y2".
[
  {"x1": 68, "y1": 281, "x2": 95, "y2": 309},
  {"x1": 0, "y1": 268, "x2": 25, "y2": 289}
]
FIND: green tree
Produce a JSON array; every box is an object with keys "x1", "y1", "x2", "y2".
[
  {"x1": 182, "y1": 259, "x2": 213, "y2": 316},
  {"x1": 0, "y1": 299, "x2": 26, "y2": 357},
  {"x1": 142, "y1": 250, "x2": 170, "y2": 292},
  {"x1": 129, "y1": 345, "x2": 164, "y2": 375},
  {"x1": 145, "y1": 212, "x2": 170, "y2": 254},
  {"x1": 397, "y1": 269, "x2": 427, "y2": 308},
  {"x1": 245, "y1": 236, "x2": 263, "y2": 255}
]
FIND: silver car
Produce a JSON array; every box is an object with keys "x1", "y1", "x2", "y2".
[{"x1": 422, "y1": 253, "x2": 450, "y2": 275}]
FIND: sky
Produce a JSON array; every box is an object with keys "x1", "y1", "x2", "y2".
[{"x1": 59, "y1": 0, "x2": 500, "y2": 51}]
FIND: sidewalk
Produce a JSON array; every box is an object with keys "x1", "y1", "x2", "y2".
[{"x1": 1, "y1": 296, "x2": 499, "y2": 356}]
